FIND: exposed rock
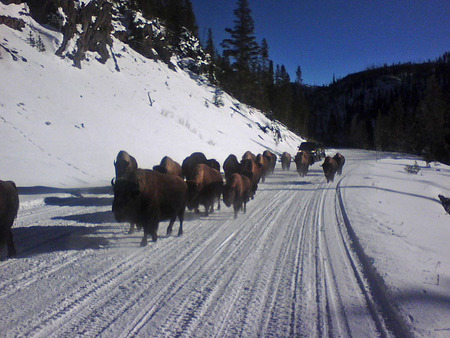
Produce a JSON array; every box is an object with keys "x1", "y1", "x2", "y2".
[{"x1": 0, "y1": 15, "x2": 26, "y2": 31}]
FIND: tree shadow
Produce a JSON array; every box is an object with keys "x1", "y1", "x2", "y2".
[
  {"x1": 18, "y1": 185, "x2": 112, "y2": 196},
  {"x1": 12, "y1": 225, "x2": 113, "y2": 258},
  {"x1": 44, "y1": 196, "x2": 113, "y2": 207},
  {"x1": 53, "y1": 210, "x2": 116, "y2": 224}
]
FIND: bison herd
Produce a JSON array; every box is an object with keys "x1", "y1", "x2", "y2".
[
  {"x1": 1, "y1": 148, "x2": 346, "y2": 257},
  {"x1": 111, "y1": 149, "x2": 345, "y2": 247}
]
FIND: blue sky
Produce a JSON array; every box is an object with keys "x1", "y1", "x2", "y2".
[{"x1": 191, "y1": 0, "x2": 450, "y2": 86}]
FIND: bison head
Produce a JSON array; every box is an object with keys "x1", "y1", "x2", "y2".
[
  {"x1": 111, "y1": 178, "x2": 140, "y2": 222},
  {"x1": 222, "y1": 184, "x2": 235, "y2": 208},
  {"x1": 185, "y1": 181, "x2": 200, "y2": 211}
]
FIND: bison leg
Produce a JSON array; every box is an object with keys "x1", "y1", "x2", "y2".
[
  {"x1": 166, "y1": 216, "x2": 176, "y2": 235},
  {"x1": 177, "y1": 211, "x2": 184, "y2": 236},
  {"x1": 6, "y1": 230, "x2": 16, "y2": 258},
  {"x1": 140, "y1": 232, "x2": 148, "y2": 247},
  {"x1": 233, "y1": 206, "x2": 238, "y2": 219},
  {"x1": 128, "y1": 222, "x2": 136, "y2": 234}
]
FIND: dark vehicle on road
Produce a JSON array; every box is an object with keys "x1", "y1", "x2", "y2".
[{"x1": 298, "y1": 142, "x2": 325, "y2": 162}]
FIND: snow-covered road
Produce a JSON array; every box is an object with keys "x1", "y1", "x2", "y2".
[{"x1": 0, "y1": 150, "x2": 428, "y2": 337}]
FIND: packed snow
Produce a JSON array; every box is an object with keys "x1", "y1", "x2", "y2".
[{"x1": 1, "y1": 3, "x2": 449, "y2": 337}]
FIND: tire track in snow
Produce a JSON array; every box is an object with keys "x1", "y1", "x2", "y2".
[
  {"x1": 1, "y1": 153, "x2": 409, "y2": 336},
  {"x1": 123, "y1": 189, "x2": 292, "y2": 337}
]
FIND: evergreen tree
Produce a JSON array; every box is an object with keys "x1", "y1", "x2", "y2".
[
  {"x1": 295, "y1": 66, "x2": 303, "y2": 85},
  {"x1": 27, "y1": 31, "x2": 36, "y2": 47},
  {"x1": 417, "y1": 75, "x2": 448, "y2": 162},
  {"x1": 221, "y1": 0, "x2": 260, "y2": 73},
  {"x1": 205, "y1": 28, "x2": 216, "y2": 60},
  {"x1": 220, "y1": 0, "x2": 260, "y2": 105}
]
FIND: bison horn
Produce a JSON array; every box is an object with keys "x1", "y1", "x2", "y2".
[{"x1": 111, "y1": 178, "x2": 116, "y2": 186}]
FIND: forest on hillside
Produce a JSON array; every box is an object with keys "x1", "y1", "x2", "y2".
[{"x1": 16, "y1": 0, "x2": 450, "y2": 163}]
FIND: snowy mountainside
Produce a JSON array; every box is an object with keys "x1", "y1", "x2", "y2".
[{"x1": 0, "y1": 2, "x2": 303, "y2": 187}]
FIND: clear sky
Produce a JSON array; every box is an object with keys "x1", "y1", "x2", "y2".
[{"x1": 191, "y1": 0, "x2": 450, "y2": 86}]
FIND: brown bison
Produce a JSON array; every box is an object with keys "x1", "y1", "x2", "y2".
[
  {"x1": 205, "y1": 158, "x2": 221, "y2": 172},
  {"x1": 186, "y1": 164, "x2": 223, "y2": 216},
  {"x1": 322, "y1": 156, "x2": 338, "y2": 183},
  {"x1": 223, "y1": 173, "x2": 252, "y2": 219},
  {"x1": 294, "y1": 151, "x2": 310, "y2": 177},
  {"x1": 281, "y1": 152, "x2": 292, "y2": 170},
  {"x1": 242, "y1": 151, "x2": 256, "y2": 162},
  {"x1": 153, "y1": 156, "x2": 182, "y2": 177},
  {"x1": 114, "y1": 150, "x2": 139, "y2": 234},
  {"x1": 241, "y1": 158, "x2": 262, "y2": 199},
  {"x1": 223, "y1": 154, "x2": 242, "y2": 180},
  {"x1": 263, "y1": 150, "x2": 277, "y2": 175},
  {"x1": 181, "y1": 152, "x2": 220, "y2": 180},
  {"x1": 112, "y1": 169, "x2": 187, "y2": 246},
  {"x1": 182, "y1": 152, "x2": 208, "y2": 180},
  {"x1": 333, "y1": 153, "x2": 346, "y2": 175},
  {"x1": 114, "y1": 150, "x2": 138, "y2": 179},
  {"x1": 0, "y1": 180, "x2": 19, "y2": 258},
  {"x1": 256, "y1": 154, "x2": 270, "y2": 183}
]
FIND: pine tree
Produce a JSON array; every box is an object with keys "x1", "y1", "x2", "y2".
[
  {"x1": 205, "y1": 28, "x2": 216, "y2": 60},
  {"x1": 37, "y1": 35, "x2": 46, "y2": 52},
  {"x1": 417, "y1": 75, "x2": 448, "y2": 162},
  {"x1": 295, "y1": 66, "x2": 303, "y2": 85},
  {"x1": 221, "y1": 0, "x2": 260, "y2": 73},
  {"x1": 220, "y1": 0, "x2": 260, "y2": 105},
  {"x1": 27, "y1": 31, "x2": 36, "y2": 47}
]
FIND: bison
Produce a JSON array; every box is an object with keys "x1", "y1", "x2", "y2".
[
  {"x1": 322, "y1": 156, "x2": 338, "y2": 183},
  {"x1": 114, "y1": 150, "x2": 139, "y2": 234},
  {"x1": 112, "y1": 169, "x2": 187, "y2": 246},
  {"x1": 181, "y1": 152, "x2": 220, "y2": 180},
  {"x1": 242, "y1": 151, "x2": 256, "y2": 162},
  {"x1": 223, "y1": 173, "x2": 252, "y2": 219},
  {"x1": 153, "y1": 156, "x2": 182, "y2": 177},
  {"x1": 333, "y1": 153, "x2": 346, "y2": 175},
  {"x1": 0, "y1": 180, "x2": 19, "y2": 258},
  {"x1": 182, "y1": 152, "x2": 208, "y2": 180},
  {"x1": 256, "y1": 153, "x2": 270, "y2": 183},
  {"x1": 281, "y1": 152, "x2": 292, "y2": 170},
  {"x1": 205, "y1": 158, "x2": 221, "y2": 172},
  {"x1": 186, "y1": 164, "x2": 223, "y2": 216},
  {"x1": 114, "y1": 150, "x2": 138, "y2": 180},
  {"x1": 263, "y1": 150, "x2": 277, "y2": 175},
  {"x1": 294, "y1": 151, "x2": 310, "y2": 177},
  {"x1": 241, "y1": 158, "x2": 262, "y2": 199},
  {"x1": 223, "y1": 154, "x2": 242, "y2": 180}
]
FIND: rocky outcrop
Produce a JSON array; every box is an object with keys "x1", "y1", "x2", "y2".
[
  {"x1": 3, "y1": 0, "x2": 212, "y2": 74},
  {"x1": 0, "y1": 15, "x2": 25, "y2": 31}
]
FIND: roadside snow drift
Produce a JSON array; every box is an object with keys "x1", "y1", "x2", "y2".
[{"x1": 0, "y1": 2, "x2": 302, "y2": 188}]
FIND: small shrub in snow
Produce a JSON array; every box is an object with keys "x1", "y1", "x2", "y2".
[
  {"x1": 404, "y1": 161, "x2": 420, "y2": 174},
  {"x1": 212, "y1": 89, "x2": 224, "y2": 107}
]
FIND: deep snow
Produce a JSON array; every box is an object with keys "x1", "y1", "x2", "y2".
[{"x1": 1, "y1": 2, "x2": 450, "y2": 337}]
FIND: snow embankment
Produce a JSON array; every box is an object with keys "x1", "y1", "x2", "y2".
[{"x1": 0, "y1": 2, "x2": 302, "y2": 188}]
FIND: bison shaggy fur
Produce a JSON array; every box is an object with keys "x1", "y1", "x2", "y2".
[
  {"x1": 112, "y1": 169, "x2": 187, "y2": 246},
  {"x1": 186, "y1": 164, "x2": 223, "y2": 216},
  {"x1": 294, "y1": 151, "x2": 310, "y2": 177},
  {"x1": 114, "y1": 150, "x2": 138, "y2": 179},
  {"x1": 322, "y1": 156, "x2": 338, "y2": 183},
  {"x1": 0, "y1": 180, "x2": 19, "y2": 258},
  {"x1": 333, "y1": 153, "x2": 346, "y2": 175},
  {"x1": 281, "y1": 152, "x2": 292, "y2": 170},
  {"x1": 153, "y1": 156, "x2": 182, "y2": 177},
  {"x1": 223, "y1": 173, "x2": 252, "y2": 219},
  {"x1": 240, "y1": 158, "x2": 261, "y2": 199},
  {"x1": 223, "y1": 154, "x2": 242, "y2": 180}
]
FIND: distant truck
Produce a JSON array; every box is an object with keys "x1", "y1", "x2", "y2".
[{"x1": 298, "y1": 142, "x2": 326, "y2": 162}]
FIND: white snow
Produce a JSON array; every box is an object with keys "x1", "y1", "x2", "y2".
[{"x1": 1, "y1": 3, "x2": 449, "y2": 337}]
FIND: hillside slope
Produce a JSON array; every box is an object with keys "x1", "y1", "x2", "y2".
[{"x1": 0, "y1": 2, "x2": 302, "y2": 187}]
